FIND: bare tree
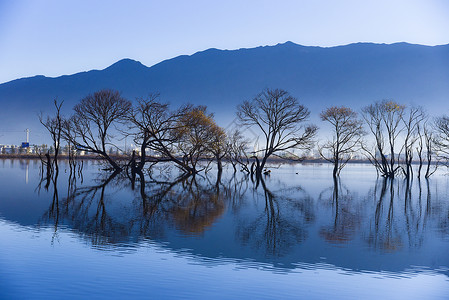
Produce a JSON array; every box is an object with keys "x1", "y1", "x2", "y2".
[
  {"x1": 39, "y1": 100, "x2": 63, "y2": 174},
  {"x1": 226, "y1": 129, "x2": 251, "y2": 173},
  {"x1": 400, "y1": 107, "x2": 426, "y2": 178},
  {"x1": 416, "y1": 120, "x2": 438, "y2": 178},
  {"x1": 64, "y1": 90, "x2": 131, "y2": 172},
  {"x1": 423, "y1": 124, "x2": 438, "y2": 178},
  {"x1": 434, "y1": 115, "x2": 449, "y2": 168},
  {"x1": 130, "y1": 98, "x2": 196, "y2": 174},
  {"x1": 127, "y1": 94, "x2": 168, "y2": 172},
  {"x1": 319, "y1": 106, "x2": 365, "y2": 177},
  {"x1": 416, "y1": 123, "x2": 425, "y2": 178},
  {"x1": 361, "y1": 100, "x2": 405, "y2": 178},
  {"x1": 237, "y1": 88, "x2": 317, "y2": 175}
]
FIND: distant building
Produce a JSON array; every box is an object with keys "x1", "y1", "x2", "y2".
[
  {"x1": 0, "y1": 145, "x2": 18, "y2": 154},
  {"x1": 0, "y1": 144, "x2": 39, "y2": 154}
]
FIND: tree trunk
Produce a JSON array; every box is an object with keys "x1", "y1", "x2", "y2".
[
  {"x1": 216, "y1": 156, "x2": 223, "y2": 178},
  {"x1": 137, "y1": 140, "x2": 146, "y2": 172},
  {"x1": 257, "y1": 156, "x2": 265, "y2": 176},
  {"x1": 333, "y1": 161, "x2": 339, "y2": 177}
]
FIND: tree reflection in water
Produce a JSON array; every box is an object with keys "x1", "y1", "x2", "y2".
[
  {"x1": 315, "y1": 174, "x2": 449, "y2": 255},
  {"x1": 366, "y1": 177, "x2": 437, "y2": 252},
  {"x1": 37, "y1": 163, "x2": 449, "y2": 262},
  {"x1": 236, "y1": 177, "x2": 315, "y2": 257},
  {"x1": 41, "y1": 167, "x2": 233, "y2": 245},
  {"x1": 318, "y1": 177, "x2": 362, "y2": 244},
  {"x1": 141, "y1": 173, "x2": 226, "y2": 235}
]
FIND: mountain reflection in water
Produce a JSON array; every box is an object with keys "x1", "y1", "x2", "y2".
[{"x1": 0, "y1": 159, "x2": 448, "y2": 279}]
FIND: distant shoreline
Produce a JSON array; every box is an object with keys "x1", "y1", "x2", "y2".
[
  {"x1": 0, "y1": 154, "x2": 123, "y2": 161},
  {"x1": 0, "y1": 154, "x2": 437, "y2": 166}
]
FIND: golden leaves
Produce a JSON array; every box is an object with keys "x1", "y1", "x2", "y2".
[
  {"x1": 383, "y1": 101, "x2": 405, "y2": 113},
  {"x1": 320, "y1": 106, "x2": 355, "y2": 121}
]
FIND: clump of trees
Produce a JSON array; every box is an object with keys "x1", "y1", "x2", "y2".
[
  {"x1": 361, "y1": 100, "x2": 405, "y2": 178},
  {"x1": 127, "y1": 95, "x2": 228, "y2": 175},
  {"x1": 39, "y1": 88, "x2": 449, "y2": 180},
  {"x1": 360, "y1": 100, "x2": 440, "y2": 179}
]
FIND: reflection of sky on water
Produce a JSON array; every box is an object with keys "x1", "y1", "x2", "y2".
[
  {"x1": 1, "y1": 220, "x2": 448, "y2": 300},
  {"x1": 0, "y1": 159, "x2": 449, "y2": 298}
]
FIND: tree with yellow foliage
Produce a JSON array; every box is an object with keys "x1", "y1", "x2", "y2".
[
  {"x1": 319, "y1": 106, "x2": 365, "y2": 177},
  {"x1": 174, "y1": 106, "x2": 223, "y2": 174}
]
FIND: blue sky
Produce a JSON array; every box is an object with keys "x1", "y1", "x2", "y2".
[{"x1": 0, "y1": 0, "x2": 448, "y2": 83}]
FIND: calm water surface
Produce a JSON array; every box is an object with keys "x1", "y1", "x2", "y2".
[{"x1": 0, "y1": 159, "x2": 448, "y2": 299}]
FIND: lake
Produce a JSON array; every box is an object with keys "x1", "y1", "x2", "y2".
[{"x1": 0, "y1": 159, "x2": 448, "y2": 299}]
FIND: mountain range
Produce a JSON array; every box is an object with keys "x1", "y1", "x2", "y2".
[{"x1": 1, "y1": 41, "x2": 449, "y2": 144}]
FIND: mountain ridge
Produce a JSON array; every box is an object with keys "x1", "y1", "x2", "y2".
[
  {"x1": 1, "y1": 41, "x2": 449, "y2": 144},
  {"x1": 3, "y1": 41, "x2": 448, "y2": 84}
]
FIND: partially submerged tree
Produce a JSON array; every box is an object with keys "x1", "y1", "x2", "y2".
[
  {"x1": 415, "y1": 117, "x2": 438, "y2": 179},
  {"x1": 400, "y1": 107, "x2": 426, "y2": 178},
  {"x1": 423, "y1": 124, "x2": 437, "y2": 178},
  {"x1": 361, "y1": 100, "x2": 405, "y2": 178},
  {"x1": 416, "y1": 123, "x2": 425, "y2": 178},
  {"x1": 39, "y1": 100, "x2": 64, "y2": 175},
  {"x1": 226, "y1": 129, "x2": 250, "y2": 173},
  {"x1": 434, "y1": 115, "x2": 449, "y2": 167},
  {"x1": 173, "y1": 106, "x2": 222, "y2": 174},
  {"x1": 237, "y1": 88, "x2": 317, "y2": 175},
  {"x1": 64, "y1": 89, "x2": 131, "y2": 172},
  {"x1": 129, "y1": 97, "x2": 223, "y2": 175},
  {"x1": 319, "y1": 106, "x2": 364, "y2": 177},
  {"x1": 204, "y1": 120, "x2": 228, "y2": 177},
  {"x1": 127, "y1": 94, "x2": 169, "y2": 172}
]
